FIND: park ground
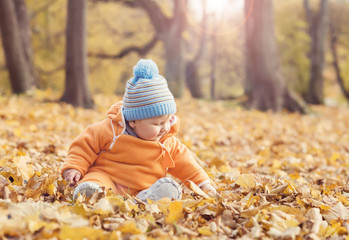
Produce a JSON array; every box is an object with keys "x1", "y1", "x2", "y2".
[{"x1": 0, "y1": 92, "x2": 349, "y2": 239}]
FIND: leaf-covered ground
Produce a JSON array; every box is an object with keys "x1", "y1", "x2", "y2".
[{"x1": 1, "y1": 93, "x2": 349, "y2": 239}]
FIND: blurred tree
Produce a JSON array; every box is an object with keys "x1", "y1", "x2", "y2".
[
  {"x1": 244, "y1": 0, "x2": 307, "y2": 112},
  {"x1": 60, "y1": 0, "x2": 94, "y2": 108},
  {"x1": 328, "y1": 0, "x2": 349, "y2": 101},
  {"x1": 185, "y1": 0, "x2": 207, "y2": 99},
  {"x1": 92, "y1": 0, "x2": 187, "y2": 97},
  {"x1": 0, "y1": 0, "x2": 35, "y2": 93},
  {"x1": 14, "y1": 0, "x2": 39, "y2": 88},
  {"x1": 274, "y1": 1, "x2": 310, "y2": 97},
  {"x1": 304, "y1": 0, "x2": 328, "y2": 104},
  {"x1": 210, "y1": 15, "x2": 217, "y2": 100}
]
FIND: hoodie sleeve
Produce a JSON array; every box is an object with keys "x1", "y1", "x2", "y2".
[
  {"x1": 167, "y1": 137, "x2": 210, "y2": 188},
  {"x1": 61, "y1": 119, "x2": 111, "y2": 177}
]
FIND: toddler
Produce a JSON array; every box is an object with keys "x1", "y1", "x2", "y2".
[{"x1": 61, "y1": 59, "x2": 216, "y2": 201}]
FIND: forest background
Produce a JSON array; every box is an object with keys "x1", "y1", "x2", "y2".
[{"x1": 0, "y1": 0, "x2": 349, "y2": 108}]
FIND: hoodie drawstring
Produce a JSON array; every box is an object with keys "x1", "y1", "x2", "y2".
[{"x1": 109, "y1": 119, "x2": 118, "y2": 150}]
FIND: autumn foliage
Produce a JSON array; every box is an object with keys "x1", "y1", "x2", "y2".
[{"x1": 1, "y1": 93, "x2": 349, "y2": 239}]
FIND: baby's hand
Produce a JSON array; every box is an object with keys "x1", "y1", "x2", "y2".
[
  {"x1": 63, "y1": 169, "x2": 81, "y2": 186},
  {"x1": 200, "y1": 183, "x2": 217, "y2": 196}
]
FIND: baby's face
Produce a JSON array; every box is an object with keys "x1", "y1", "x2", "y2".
[{"x1": 129, "y1": 114, "x2": 173, "y2": 141}]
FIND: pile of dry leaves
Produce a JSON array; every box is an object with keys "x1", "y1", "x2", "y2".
[{"x1": 0, "y1": 93, "x2": 349, "y2": 239}]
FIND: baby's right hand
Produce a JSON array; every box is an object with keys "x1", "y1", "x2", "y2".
[{"x1": 63, "y1": 169, "x2": 81, "y2": 186}]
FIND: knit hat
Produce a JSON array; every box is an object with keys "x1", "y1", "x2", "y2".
[{"x1": 123, "y1": 59, "x2": 176, "y2": 121}]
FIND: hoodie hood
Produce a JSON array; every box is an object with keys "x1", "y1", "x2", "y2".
[
  {"x1": 106, "y1": 101, "x2": 179, "y2": 139},
  {"x1": 107, "y1": 101, "x2": 124, "y2": 123}
]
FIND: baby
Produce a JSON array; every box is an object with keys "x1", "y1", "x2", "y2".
[{"x1": 61, "y1": 59, "x2": 216, "y2": 201}]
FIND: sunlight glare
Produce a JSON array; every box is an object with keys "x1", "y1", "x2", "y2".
[
  {"x1": 192, "y1": 0, "x2": 244, "y2": 15},
  {"x1": 207, "y1": 0, "x2": 236, "y2": 14}
]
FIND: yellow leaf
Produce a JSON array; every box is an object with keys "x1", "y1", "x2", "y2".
[
  {"x1": 59, "y1": 225, "x2": 106, "y2": 240},
  {"x1": 338, "y1": 195, "x2": 349, "y2": 206},
  {"x1": 29, "y1": 124, "x2": 38, "y2": 132},
  {"x1": 69, "y1": 203, "x2": 89, "y2": 217},
  {"x1": 236, "y1": 174, "x2": 256, "y2": 189},
  {"x1": 117, "y1": 220, "x2": 141, "y2": 234},
  {"x1": 241, "y1": 208, "x2": 260, "y2": 218},
  {"x1": 92, "y1": 198, "x2": 114, "y2": 215},
  {"x1": 12, "y1": 155, "x2": 34, "y2": 181},
  {"x1": 218, "y1": 165, "x2": 231, "y2": 173},
  {"x1": 156, "y1": 197, "x2": 171, "y2": 214},
  {"x1": 108, "y1": 231, "x2": 122, "y2": 240},
  {"x1": 28, "y1": 217, "x2": 59, "y2": 233},
  {"x1": 45, "y1": 183, "x2": 55, "y2": 195},
  {"x1": 165, "y1": 201, "x2": 183, "y2": 224},
  {"x1": 271, "y1": 160, "x2": 282, "y2": 169},
  {"x1": 327, "y1": 152, "x2": 341, "y2": 165},
  {"x1": 289, "y1": 172, "x2": 300, "y2": 180},
  {"x1": 323, "y1": 221, "x2": 347, "y2": 237},
  {"x1": 13, "y1": 128, "x2": 22, "y2": 137},
  {"x1": 108, "y1": 196, "x2": 137, "y2": 213},
  {"x1": 198, "y1": 226, "x2": 213, "y2": 236},
  {"x1": 320, "y1": 204, "x2": 331, "y2": 210}
]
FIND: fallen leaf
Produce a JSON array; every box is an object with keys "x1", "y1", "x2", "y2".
[
  {"x1": 306, "y1": 208, "x2": 324, "y2": 234},
  {"x1": 187, "y1": 180, "x2": 210, "y2": 198},
  {"x1": 117, "y1": 220, "x2": 141, "y2": 234},
  {"x1": 323, "y1": 202, "x2": 349, "y2": 222},
  {"x1": 59, "y1": 225, "x2": 107, "y2": 240},
  {"x1": 268, "y1": 226, "x2": 301, "y2": 239},
  {"x1": 236, "y1": 174, "x2": 256, "y2": 189},
  {"x1": 165, "y1": 201, "x2": 183, "y2": 224},
  {"x1": 198, "y1": 226, "x2": 213, "y2": 236}
]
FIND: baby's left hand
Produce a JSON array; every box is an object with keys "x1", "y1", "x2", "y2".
[{"x1": 200, "y1": 183, "x2": 217, "y2": 196}]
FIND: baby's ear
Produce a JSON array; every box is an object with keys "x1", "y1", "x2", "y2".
[{"x1": 129, "y1": 121, "x2": 136, "y2": 128}]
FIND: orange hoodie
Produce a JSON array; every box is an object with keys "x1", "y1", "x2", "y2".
[{"x1": 61, "y1": 102, "x2": 209, "y2": 196}]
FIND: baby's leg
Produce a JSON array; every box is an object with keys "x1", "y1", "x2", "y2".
[
  {"x1": 136, "y1": 177, "x2": 182, "y2": 202},
  {"x1": 73, "y1": 171, "x2": 116, "y2": 200},
  {"x1": 73, "y1": 182, "x2": 102, "y2": 200}
]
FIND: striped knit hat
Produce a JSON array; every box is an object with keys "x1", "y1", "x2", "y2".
[{"x1": 123, "y1": 59, "x2": 176, "y2": 121}]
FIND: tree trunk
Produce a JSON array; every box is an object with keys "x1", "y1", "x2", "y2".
[
  {"x1": 304, "y1": 0, "x2": 328, "y2": 104},
  {"x1": 163, "y1": 36, "x2": 184, "y2": 98},
  {"x1": 186, "y1": 0, "x2": 207, "y2": 99},
  {"x1": 60, "y1": 0, "x2": 94, "y2": 108},
  {"x1": 244, "y1": 0, "x2": 307, "y2": 113},
  {"x1": 329, "y1": 22, "x2": 349, "y2": 100},
  {"x1": 0, "y1": 0, "x2": 33, "y2": 93},
  {"x1": 210, "y1": 15, "x2": 217, "y2": 100},
  {"x1": 135, "y1": 0, "x2": 186, "y2": 97},
  {"x1": 14, "y1": 0, "x2": 38, "y2": 88},
  {"x1": 159, "y1": 1, "x2": 186, "y2": 98},
  {"x1": 186, "y1": 60, "x2": 204, "y2": 98}
]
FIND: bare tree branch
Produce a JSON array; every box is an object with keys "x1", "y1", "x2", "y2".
[
  {"x1": 88, "y1": 35, "x2": 158, "y2": 59},
  {"x1": 134, "y1": 0, "x2": 170, "y2": 33},
  {"x1": 90, "y1": 0, "x2": 137, "y2": 8},
  {"x1": 30, "y1": 0, "x2": 57, "y2": 19}
]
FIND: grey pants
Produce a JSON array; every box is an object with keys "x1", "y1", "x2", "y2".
[{"x1": 73, "y1": 177, "x2": 182, "y2": 201}]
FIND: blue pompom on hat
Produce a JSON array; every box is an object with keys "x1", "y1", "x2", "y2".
[{"x1": 123, "y1": 59, "x2": 176, "y2": 121}]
